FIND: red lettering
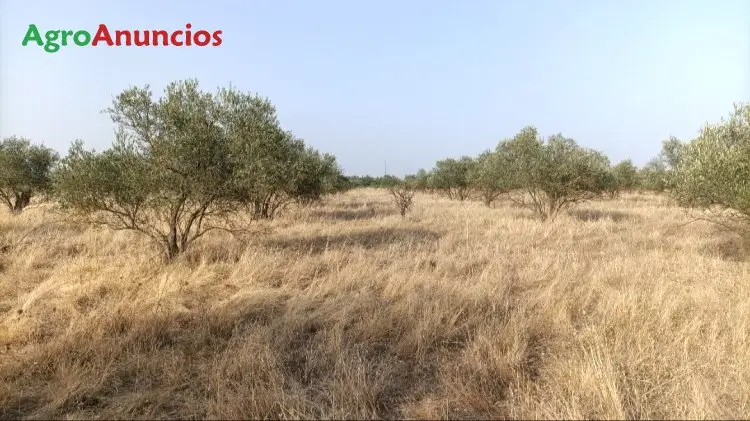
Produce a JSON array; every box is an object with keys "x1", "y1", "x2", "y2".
[
  {"x1": 89, "y1": 24, "x2": 221, "y2": 48},
  {"x1": 133, "y1": 30, "x2": 150, "y2": 46},
  {"x1": 152, "y1": 30, "x2": 169, "y2": 46},
  {"x1": 193, "y1": 30, "x2": 211, "y2": 46},
  {"x1": 212, "y1": 30, "x2": 222, "y2": 46},
  {"x1": 91, "y1": 24, "x2": 113, "y2": 46},
  {"x1": 170, "y1": 30, "x2": 183, "y2": 46},
  {"x1": 185, "y1": 23, "x2": 192, "y2": 46},
  {"x1": 115, "y1": 30, "x2": 131, "y2": 46}
]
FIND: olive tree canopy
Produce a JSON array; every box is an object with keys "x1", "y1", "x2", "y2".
[
  {"x1": 499, "y1": 126, "x2": 611, "y2": 220},
  {"x1": 0, "y1": 136, "x2": 59, "y2": 213},
  {"x1": 673, "y1": 103, "x2": 750, "y2": 234}
]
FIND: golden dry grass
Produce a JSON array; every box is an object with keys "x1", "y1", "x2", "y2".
[{"x1": 1, "y1": 188, "x2": 749, "y2": 419}]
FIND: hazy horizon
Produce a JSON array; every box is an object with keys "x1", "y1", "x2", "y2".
[{"x1": 2, "y1": 0, "x2": 748, "y2": 176}]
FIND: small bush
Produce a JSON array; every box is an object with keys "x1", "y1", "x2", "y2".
[{"x1": 388, "y1": 184, "x2": 415, "y2": 217}]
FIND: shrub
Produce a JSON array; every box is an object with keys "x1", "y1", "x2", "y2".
[{"x1": 388, "y1": 183, "x2": 415, "y2": 217}]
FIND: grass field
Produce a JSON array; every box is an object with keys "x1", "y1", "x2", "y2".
[{"x1": 1, "y1": 188, "x2": 749, "y2": 419}]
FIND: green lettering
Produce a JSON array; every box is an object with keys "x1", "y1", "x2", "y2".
[
  {"x1": 44, "y1": 30, "x2": 60, "y2": 53},
  {"x1": 61, "y1": 30, "x2": 74, "y2": 46},
  {"x1": 21, "y1": 24, "x2": 43, "y2": 46},
  {"x1": 73, "y1": 30, "x2": 91, "y2": 46}
]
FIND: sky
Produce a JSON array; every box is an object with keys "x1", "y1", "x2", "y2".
[{"x1": 1, "y1": 0, "x2": 748, "y2": 176}]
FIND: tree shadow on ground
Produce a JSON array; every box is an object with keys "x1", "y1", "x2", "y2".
[
  {"x1": 335, "y1": 201, "x2": 387, "y2": 210},
  {"x1": 508, "y1": 211, "x2": 545, "y2": 221},
  {"x1": 699, "y1": 236, "x2": 748, "y2": 262},
  {"x1": 265, "y1": 227, "x2": 443, "y2": 254},
  {"x1": 308, "y1": 208, "x2": 391, "y2": 221},
  {"x1": 568, "y1": 209, "x2": 638, "y2": 223}
]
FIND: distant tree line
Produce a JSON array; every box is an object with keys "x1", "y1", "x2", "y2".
[
  {"x1": 369, "y1": 109, "x2": 748, "y2": 226},
  {"x1": 395, "y1": 133, "x2": 685, "y2": 206},
  {"x1": 344, "y1": 175, "x2": 402, "y2": 189}
]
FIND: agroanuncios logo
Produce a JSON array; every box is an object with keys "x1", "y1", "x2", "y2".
[{"x1": 21, "y1": 23, "x2": 223, "y2": 53}]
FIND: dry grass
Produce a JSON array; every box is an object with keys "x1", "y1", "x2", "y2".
[{"x1": 1, "y1": 189, "x2": 749, "y2": 419}]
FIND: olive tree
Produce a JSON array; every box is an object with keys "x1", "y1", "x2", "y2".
[
  {"x1": 500, "y1": 126, "x2": 610, "y2": 220},
  {"x1": 216, "y1": 86, "x2": 344, "y2": 218},
  {"x1": 289, "y1": 147, "x2": 344, "y2": 206},
  {"x1": 605, "y1": 159, "x2": 638, "y2": 198},
  {"x1": 659, "y1": 136, "x2": 685, "y2": 191},
  {"x1": 673, "y1": 103, "x2": 750, "y2": 235},
  {"x1": 0, "y1": 136, "x2": 59, "y2": 214},
  {"x1": 404, "y1": 169, "x2": 432, "y2": 192},
  {"x1": 468, "y1": 149, "x2": 511, "y2": 207},
  {"x1": 54, "y1": 79, "x2": 334, "y2": 260},
  {"x1": 431, "y1": 156, "x2": 475, "y2": 201},
  {"x1": 638, "y1": 158, "x2": 669, "y2": 192}
]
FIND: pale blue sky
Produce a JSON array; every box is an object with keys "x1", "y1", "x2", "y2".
[{"x1": 1, "y1": 0, "x2": 748, "y2": 176}]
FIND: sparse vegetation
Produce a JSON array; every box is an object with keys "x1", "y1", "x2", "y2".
[
  {"x1": 3, "y1": 83, "x2": 750, "y2": 419},
  {"x1": 2, "y1": 189, "x2": 750, "y2": 419}
]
